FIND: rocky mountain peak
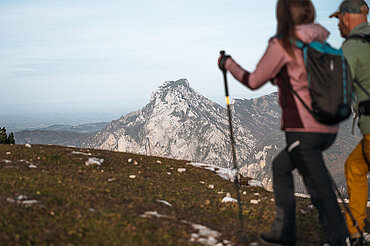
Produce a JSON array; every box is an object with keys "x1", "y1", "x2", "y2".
[
  {"x1": 85, "y1": 78, "x2": 256, "y2": 167},
  {"x1": 160, "y1": 78, "x2": 190, "y2": 90},
  {"x1": 150, "y1": 79, "x2": 193, "y2": 103}
]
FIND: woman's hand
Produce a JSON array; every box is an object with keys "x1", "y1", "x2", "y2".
[{"x1": 218, "y1": 51, "x2": 231, "y2": 71}]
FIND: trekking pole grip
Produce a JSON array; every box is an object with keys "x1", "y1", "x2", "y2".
[{"x1": 219, "y1": 50, "x2": 230, "y2": 99}]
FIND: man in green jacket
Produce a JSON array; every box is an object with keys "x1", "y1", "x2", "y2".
[{"x1": 330, "y1": 0, "x2": 370, "y2": 245}]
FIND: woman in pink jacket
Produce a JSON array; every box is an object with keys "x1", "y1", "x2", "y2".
[{"x1": 219, "y1": 0, "x2": 348, "y2": 245}]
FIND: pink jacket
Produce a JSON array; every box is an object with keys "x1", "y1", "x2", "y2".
[{"x1": 225, "y1": 23, "x2": 338, "y2": 133}]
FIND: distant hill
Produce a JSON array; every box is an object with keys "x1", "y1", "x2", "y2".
[
  {"x1": 38, "y1": 122, "x2": 109, "y2": 133},
  {"x1": 14, "y1": 130, "x2": 94, "y2": 147},
  {"x1": 14, "y1": 122, "x2": 108, "y2": 146}
]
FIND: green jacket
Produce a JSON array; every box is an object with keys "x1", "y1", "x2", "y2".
[{"x1": 342, "y1": 22, "x2": 370, "y2": 135}]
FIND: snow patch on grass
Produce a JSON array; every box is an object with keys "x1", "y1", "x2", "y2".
[
  {"x1": 140, "y1": 210, "x2": 233, "y2": 245},
  {"x1": 189, "y1": 163, "x2": 239, "y2": 182},
  {"x1": 248, "y1": 180, "x2": 263, "y2": 187},
  {"x1": 6, "y1": 195, "x2": 38, "y2": 207},
  {"x1": 177, "y1": 168, "x2": 186, "y2": 173},
  {"x1": 221, "y1": 193, "x2": 237, "y2": 203},
  {"x1": 156, "y1": 199, "x2": 172, "y2": 207},
  {"x1": 140, "y1": 211, "x2": 168, "y2": 219},
  {"x1": 71, "y1": 151, "x2": 91, "y2": 156},
  {"x1": 85, "y1": 157, "x2": 104, "y2": 166}
]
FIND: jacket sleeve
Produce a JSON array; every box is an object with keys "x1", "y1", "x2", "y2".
[
  {"x1": 342, "y1": 40, "x2": 359, "y2": 83},
  {"x1": 225, "y1": 38, "x2": 290, "y2": 90}
]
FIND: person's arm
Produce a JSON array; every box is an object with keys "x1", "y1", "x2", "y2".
[
  {"x1": 342, "y1": 40, "x2": 358, "y2": 82},
  {"x1": 224, "y1": 38, "x2": 290, "y2": 90}
]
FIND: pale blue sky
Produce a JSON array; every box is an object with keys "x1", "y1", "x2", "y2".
[{"x1": 0, "y1": 0, "x2": 363, "y2": 114}]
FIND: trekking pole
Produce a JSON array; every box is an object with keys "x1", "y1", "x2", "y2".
[
  {"x1": 219, "y1": 50, "x2": 248, "y2": 245},
  {"x1": 329, "y1": 174, "x2": 368, "y2": 245}
]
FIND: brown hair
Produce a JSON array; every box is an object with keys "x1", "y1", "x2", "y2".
[{"x1": 276, "y1": 0, "x2": 316, "y2": 58}]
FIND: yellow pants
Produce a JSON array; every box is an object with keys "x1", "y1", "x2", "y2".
[{"x1": 345, "y1": 134, "x2": 370, "y2": 238}]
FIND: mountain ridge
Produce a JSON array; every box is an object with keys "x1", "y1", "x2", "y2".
[{"x1": 14, "y1": 78, "x2": 363, "y2": 194}]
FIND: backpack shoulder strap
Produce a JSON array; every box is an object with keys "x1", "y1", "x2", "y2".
[
  {"x1": 277, "y1": 70, "x2": 313, "y2": 115},
  {"x1": 345, "y1": 34, "x2": 370, "y2": 43},
  {"x1": 353, "y1": 80, "x2": 370, "y2": 98},
  {"x1": 293, "y1": 39, "x2": 306, "y2": 49}
]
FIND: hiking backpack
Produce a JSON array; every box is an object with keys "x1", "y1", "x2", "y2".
[{"x1": 279, "y1": 39, "x2": 353, "y2": 125}]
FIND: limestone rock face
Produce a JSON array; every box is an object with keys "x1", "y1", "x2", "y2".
[{"x1": 83, "y1": 79, "x2": 256, "y2": 168}]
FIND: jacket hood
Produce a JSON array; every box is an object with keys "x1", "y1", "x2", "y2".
[{"x1": 295, "y1": 23, "x2": 330, "y2": 44}]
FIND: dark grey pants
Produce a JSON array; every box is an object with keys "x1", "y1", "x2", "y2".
[{"x1": 271, "y1": 131, "x2": 348, "y2": 245}]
